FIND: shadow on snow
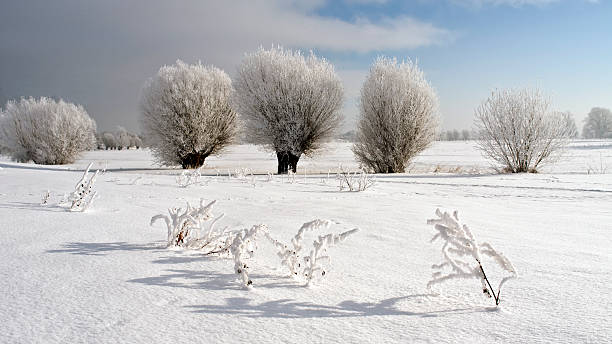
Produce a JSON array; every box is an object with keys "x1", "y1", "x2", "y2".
[
  {"x1": 184, "y1": 295, "x2": 494, "y2": 319},
  {"x1": 46, "y1": 241, "x2": 163, "y2": 256}
]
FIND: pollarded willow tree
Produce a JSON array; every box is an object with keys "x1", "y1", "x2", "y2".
[
  {"x1": 475, "y1": 89, "x2": 570, "y2": 173},
  {"x1": 140, "y1": 60, "x2": 237, "y2": 168},
  {"x1": 233, "y1": 47, "x2": 344, "y2": 174},
  {"x1": 0, "y1": 97, "x2": 96, "y2": 164},
  {"x1": 353, "y1": 57, "x2": 439, "y2": 173}
]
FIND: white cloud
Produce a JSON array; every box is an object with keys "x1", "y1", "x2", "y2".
[
  {"x1": 451, "y1": 0, "x2": 597, "y2": 7},
  {"x1": 0, "y1": 0, "x2": 452, "y2": 131}
]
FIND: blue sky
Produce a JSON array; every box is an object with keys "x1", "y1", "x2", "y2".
[
  {"x1": 313, "y1": 0, "x2": 612, "y2": 129},
  {"x1": 1, "y1": 0, "x2": 610, "y2": 132}
]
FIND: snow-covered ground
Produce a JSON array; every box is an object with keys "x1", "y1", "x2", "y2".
[{"x1": 1, "y1": 140, "x2": 611, "y2": 343}]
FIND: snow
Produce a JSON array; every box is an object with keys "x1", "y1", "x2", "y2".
[{"x1": 1, "y1": 140, "x2": 611, "y2": 343}]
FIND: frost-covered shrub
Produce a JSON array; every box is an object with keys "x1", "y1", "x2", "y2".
[
  {"x1": 234, "y1": 47, "x2": 343, "y2": 174},
  {"x1": 265, "y1": 220, "x2": 358, "y2": 286},
  {"x1": 150, "y1": 199, "x2": 218, "y2": 247},
  {"x1": 229, "y1": 225, "x2": 268, "y2": 287},
  {"x1": 427, "y1": 209, "x2": 517, "y2": 306},
  {"x1": 176, "y1": 166, "x2": 204, "y2": 188},
  {"x1": 337, "y1": 168, "x2": 375, "y2": 192},
  {"x1": 353, "y1": 57, "x2": 439, "y2": 173},
  {"x1": 140, "y1": 60, "x2": 238, "y2": 168},
  {"x1": 475, "y1": 89, "x2": 570, "y2": 173},
  {"x1": 0, "y1": 97, "x2": 96, "y2": 164},
  {"x1": 150, "y1": 200, "x2": 359, "y2": 288},
  {"x1": 69, "y1": 162, "x2": 99, "y2": 212}
]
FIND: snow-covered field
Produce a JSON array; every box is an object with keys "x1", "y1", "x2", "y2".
[{"x1": 1, "y1": 140, "x2": 611, "y2": 343}]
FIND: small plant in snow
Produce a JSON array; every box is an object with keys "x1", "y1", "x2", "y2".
[
  {"x1": 176, "y1": 166, "x2": 204, "y2": 187},
  {"x1": 337, "y1": 167, "x2": 375, "y2": 192},
  {"x1": 265, "y1": 220, "x2": 359, "y2": 285},
  {"x1": 302, "y1": 228, "x2": 359, "y2": 285},
  {"x1": 229, "y1": 224, "x2": 269, "y2": 287},
  {"x1": 69, "y1": 163, "x2": 99, "y2": 212},
  {"x1": 41, "y1": 190, "x2": 50, "y2": 205},
  {"x1": 427, "y1": 209, "x2": 517, "y2": 306},
  {"x1": 150, "y1": 199, "x2": 216, "y2": 247}
]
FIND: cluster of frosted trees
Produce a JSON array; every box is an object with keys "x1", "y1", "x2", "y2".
[
  {"x1": 97, "y1": 127, "x2": 143, "y2": 150},
  {"x1": 438, "y1": 129, "x2": 472, "y2": 141},
  {"x1": 140, "y1": 50, "x2": 438, "y2": 173},
  {"x1": 582, "y1": 107, "x2": 612, "y2": 139},
  {"x1": 1, "y1": 46, "x2": 589, "y2": 173},
  {"x1": 140, "y1": 48, "x2": 578, "y2": 174}
]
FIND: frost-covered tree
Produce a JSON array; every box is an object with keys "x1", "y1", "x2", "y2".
[
  {"x1": 475, "y1": 89, "x2": 570, "y2": 173},
  {"x1": 353, "y1": 57, "x2": 439, "y2": 173},
  {"x1": 0, "y1": 97, "x2": 96, "y2": 164},
  {"x1": 101, "y1": 132, "x2": 117, "y2": 150},
  {"x1": 557, "y1": 111, "x2": 578, "y2": 139},
  {"x1": 582, "y1": 107, "x2": 612, "y2": 139},
  {"x1": 140, "y1": 60, "x2": 238, "y2": 168},
  {"x1": 129, "y1": 134, "x2": 142, "y2": 149},
  {"x1": 234, "y1": 47, "x2": 343, "y2": 174},
  {"x1": 115, "y1": 126, "x2": 131, "y2": 150},
  {"x1": 461, "y1": 129, "x2": 471, "y2": 141}
]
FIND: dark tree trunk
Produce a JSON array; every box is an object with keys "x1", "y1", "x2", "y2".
[
  {"x1": 276, "y1": 151, "x2": 300, "y2": 174},
  {"x1": 181, "y1": 152, "x2": 209, "y2": 169}
]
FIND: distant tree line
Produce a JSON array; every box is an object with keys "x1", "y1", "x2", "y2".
[
  {"x1": 438, "y1": 129, "x2": 473, "y2": 141},
  {"x1": 96, "y1": 126, "x2": 143, "y2": 150}
]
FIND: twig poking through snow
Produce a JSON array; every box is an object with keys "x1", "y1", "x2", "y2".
[
  {"x1": 229, "y1": 225, "x2": 268, "y2": 287},
  {"x1": 337, "y1": 166, "x2": 375, "y2": 192},
  {"x1": 69, "y1": 162, "x2": 99, "y2": 212},
  {"x1": 427, "y1": 209, "x2": 517, "y2": 305},
  {"x1": 176, "y1": 166, "x2": 204, "y2": 187}
]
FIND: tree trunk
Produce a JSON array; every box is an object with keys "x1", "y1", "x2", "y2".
[
  {"x1": 181, "y1": 152, "x2": 209, "y2": 169},
  {"x1": 276, "y1": 151, "x2": 300, "y2": 174}
]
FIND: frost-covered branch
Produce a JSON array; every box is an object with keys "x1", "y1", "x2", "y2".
[
  {"x1": 229, "y1": 224, "x2": 268, "y2": 287},
  {"x1": 150, "y1": 199, "x2": 216, "y2": 247},
  {"x1": 303, "y1": 228, "x2": 359, "y2": 285},
  {"x1": 265, "y1": 220, "x2": 359, "y2": 285},
  {"x1": 69, "y1": 163, "x2": 99, "y2": 212},
  {"x1": 427, "y1": 209, "x2": 517, "y2": 305}
]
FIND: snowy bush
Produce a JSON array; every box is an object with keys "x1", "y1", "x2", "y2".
[
  {"x1": 265, "y1": 220, "x2": 358, "y2": 286},
  {"x1": 0, "y1": 97, "x2": 96, "y2": 164},
  {"x1": 427, "y1": 209, "x2": 517, "y2": 306},
  {"x1": 40, "y1": 190, "x2": 50, "y2": 206},
  {"x1": 353, "y1": 57, "x2": 439, "y2": 173},
  {"x1": 176, "y1": 166, "x2": 204, "y2": 188},
  {"x1": 150, "y1": 199, "x2": 219, "y2": 248},
  {"x1": 475, "y1": 89, "x2": 570, "y2": 173},
  {"x1": 69, "y1": 162, "x2": 99, "y2": 212},
  {"x1": 337, "y1": 168, "x2": 375, "y2": 192},
  {"x1": 140, "y1": 60, "x2": 238, "y2": 168},
  {"x1": 234, "y1": 47, "x2": 344, "y2": 174},
  {"x1": 229, "y1": 225, "x2": 269, "y2": 287}
]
